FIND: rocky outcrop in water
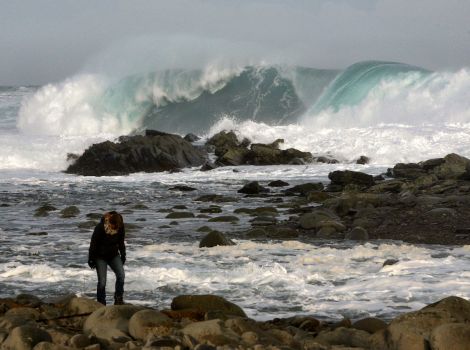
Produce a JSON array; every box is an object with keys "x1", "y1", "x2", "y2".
[
  {"x1": 66, "y1": 130, "x2": 207, "y2": 176},
  {"x1": 206, "y1": 131, "x2": 313, "y2": 167},
  {"x1": 1, "y1": 293, "x2": 470, "y2": 350}
]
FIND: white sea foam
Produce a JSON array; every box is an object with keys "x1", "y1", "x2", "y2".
[{"x1": 1, "y1": 240, "x2": 469, "y2": 320}]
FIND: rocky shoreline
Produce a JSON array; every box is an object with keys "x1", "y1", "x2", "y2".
[
  {"x1": 9, "y1": 130, "x2": 469, "y2": 349},
  {"x1": 1, "y1": 293, "x2": 469, "y2": 350},
  {"x1": 63, "y1": 129, "x2": 470, "y2": 246}
]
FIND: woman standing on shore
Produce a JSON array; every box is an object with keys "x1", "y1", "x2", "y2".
[{"x1": 88, "y1": 211, "x2": 126, "y2": 305}]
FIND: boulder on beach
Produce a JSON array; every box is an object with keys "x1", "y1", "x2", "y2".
[
  {"x1": 370, "y1": 296, "x2": 470, "y2": 350},
  {"x1": 66, "y1": 130, "x2": 207, "y2": 176},
  {"x1": 2, "y1": 325, "x2": 52, "y2": 350},
  {"x1": 83, "y1": 305, "x2": 142, "y2": 346},
  {"x1": 128, "y1": 309, "x2": 172, "y2": 341},
  {"x1": 171, "y1": 295, "x2": 247, "y2": 318}
]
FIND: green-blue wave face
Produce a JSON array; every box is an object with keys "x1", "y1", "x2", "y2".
[{"x1": 311, "y1": 61, "x2": 430, "y2": 113}]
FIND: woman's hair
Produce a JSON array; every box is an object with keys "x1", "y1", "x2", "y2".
[{"x1": 103, "y1": 211, "x2": 123, "y2": 235}]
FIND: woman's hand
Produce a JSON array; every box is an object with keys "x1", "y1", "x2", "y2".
[{"x1": 88, "y1": 259, "x2": 96, "y2": 269}]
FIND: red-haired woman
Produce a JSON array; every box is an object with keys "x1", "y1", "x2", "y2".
[{"x1": 88, "y1": 211, "x2": 126, "y2": 305}]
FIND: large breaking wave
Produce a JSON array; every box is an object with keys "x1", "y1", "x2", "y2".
[{"x1": 8, "y1": 60, "x2": 470, "y2": 169}]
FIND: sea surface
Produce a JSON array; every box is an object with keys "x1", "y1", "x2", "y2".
[{"x1": 1, "y1": 61, "x2": 470, "y2": 321}]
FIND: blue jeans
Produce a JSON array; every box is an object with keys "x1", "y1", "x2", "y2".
[{"x1": 95, "y1": 256, "x2": 125, "y2": 305}]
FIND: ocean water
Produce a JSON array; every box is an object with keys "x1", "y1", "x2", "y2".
[{"x1": 1, "y1": 61, "x2": 470, "y2": 321}]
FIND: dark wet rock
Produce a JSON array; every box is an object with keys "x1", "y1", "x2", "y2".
[
  {"x1": 345, "y1": 226, "x2": 369, "y2": 240},
  {"x1": 171, "y1": 295, "x2": 246, "y2": 318},
  {"x1": 208, "y1": 216, "x2": 239, "y2": 223},
  {"x1": 206, "y1": 131, "x2": 240, "y2": 157},
  {"x1": 245, "y1": 228, "x2": 267, "y2": 238},
  {"x1": 306, "y1": 191, "x2": 335, "y2": 203},
  {"x1": 27, "y1": 231, "x2": 48, "y2": 236},
  {"x1": 266, "y1": 227, "x2": 299, "y2": 239},
  {"x1": 250, "y1": 216, "x2": 278, "y2": 226},
  {"x1": 60, "y1": 205, "x2": 80, "y2": 218},
  {"x1": 313, "y1": 156, "x2": 339, "y2": 164},
  {"x1": 131, "y1": 203, "x2": 149, "y2": 209},
  {"x1": 268, "y1": 180, "x2": 290, "y2": 187},
  {"x1": 199, "y1": 206, "x2": 222, "y2": 214},
  {"x1": 145, "y1": 129, "x2": 170, "y2": 137},
  {"x1": 66, "y1": 131, "x2": 207, "y2": 176},
  {"x1": 195, "y1": 194, "x2": 237, "y2": 202},
  {"x1": 288, "y1": 157, "x2": 306, "y2": 165},
  {"x1": 389, "y1": 153, "x2": 470, "y2": 181},
  {"x1": 390, "y1": 162, "x2": 425, "y2": 179},
  {"x1": 199, "y1": 230, "x2": 235, "y2": 248},
  {"x1": 383, "y1": 259, "x2": 399, "y2": 267},
  {"x1": 166, "y1": 212, "x2": 195, "y2": 219},
  {"x1": 368, "y1": 179, "x2": 404, "y2": 193},
  {"x1": 200, "y1": 161, "x2": 218, "y2": 171},
  {"x1": 86, "y1": 212, "x2": 102, "y2": 220},
  {"x1": 206, "y1": 131, "x2": 312, "y2": 166},
  {"x1": 173, "y1": 205, "x2": 188, "y2": 210},
  {"x1": 285, "y1": 182, "x2": 324, "y2": 196},
  {"x1": 433, "y1": 153, "x2": 470, "y2": 179},
  {"x1": 298, "y1": 209, "x2": 341, "y2": 230},
  {"x1": 356, "y1": 155, "x2": 370, "y2": 165},
  {"x1": 34, "y1": 204, "x2": 57, "y2": 217},
  {"x1": 77, "y1": 221, "x2": 97, "y2": 230},
  {"x1": 237, "y1": 181, "x2": 269, "y2": 194},
  {"x1": 246, "y1": 141, "x2": 312, "y2": 165},
  {"x1": 66, "y1": 153, "x2": 80, "y2": 162},
  {"x1": 0, "y1": 203, "x2": 10, "y2": 207},
  {"x1": 197, "y1": 226, "x2": 213, "y2": 233},
  {"x1": 184, "y1": 133, "x2": 201, "y2": 142},
  {"x1": 15, "y1": 294, "x2": 42, "y2": 308},
  {"x1": 218, "y1": 147, "x2": 250, "y2": 166},
  {"x1": 169, "y1": 185, "x2": 197, "y2": 191},
  {"x1": 328, "y1": 170, "x2": 374, "y2": 191},
  {"x1": 421, "y1": 157, "x2": 446, "y2": 171},
  {"x1": 234, "y1": 207, "x2": 278, "y2": 216}
]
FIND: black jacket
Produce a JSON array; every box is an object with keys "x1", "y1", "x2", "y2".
[{"x1": 88, "y1": 220, "x2": 126, "y2": 262}]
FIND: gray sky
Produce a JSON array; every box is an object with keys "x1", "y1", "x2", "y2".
[{"x1": 1, "y1": 0, "x2": 469, "y2": 85}]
